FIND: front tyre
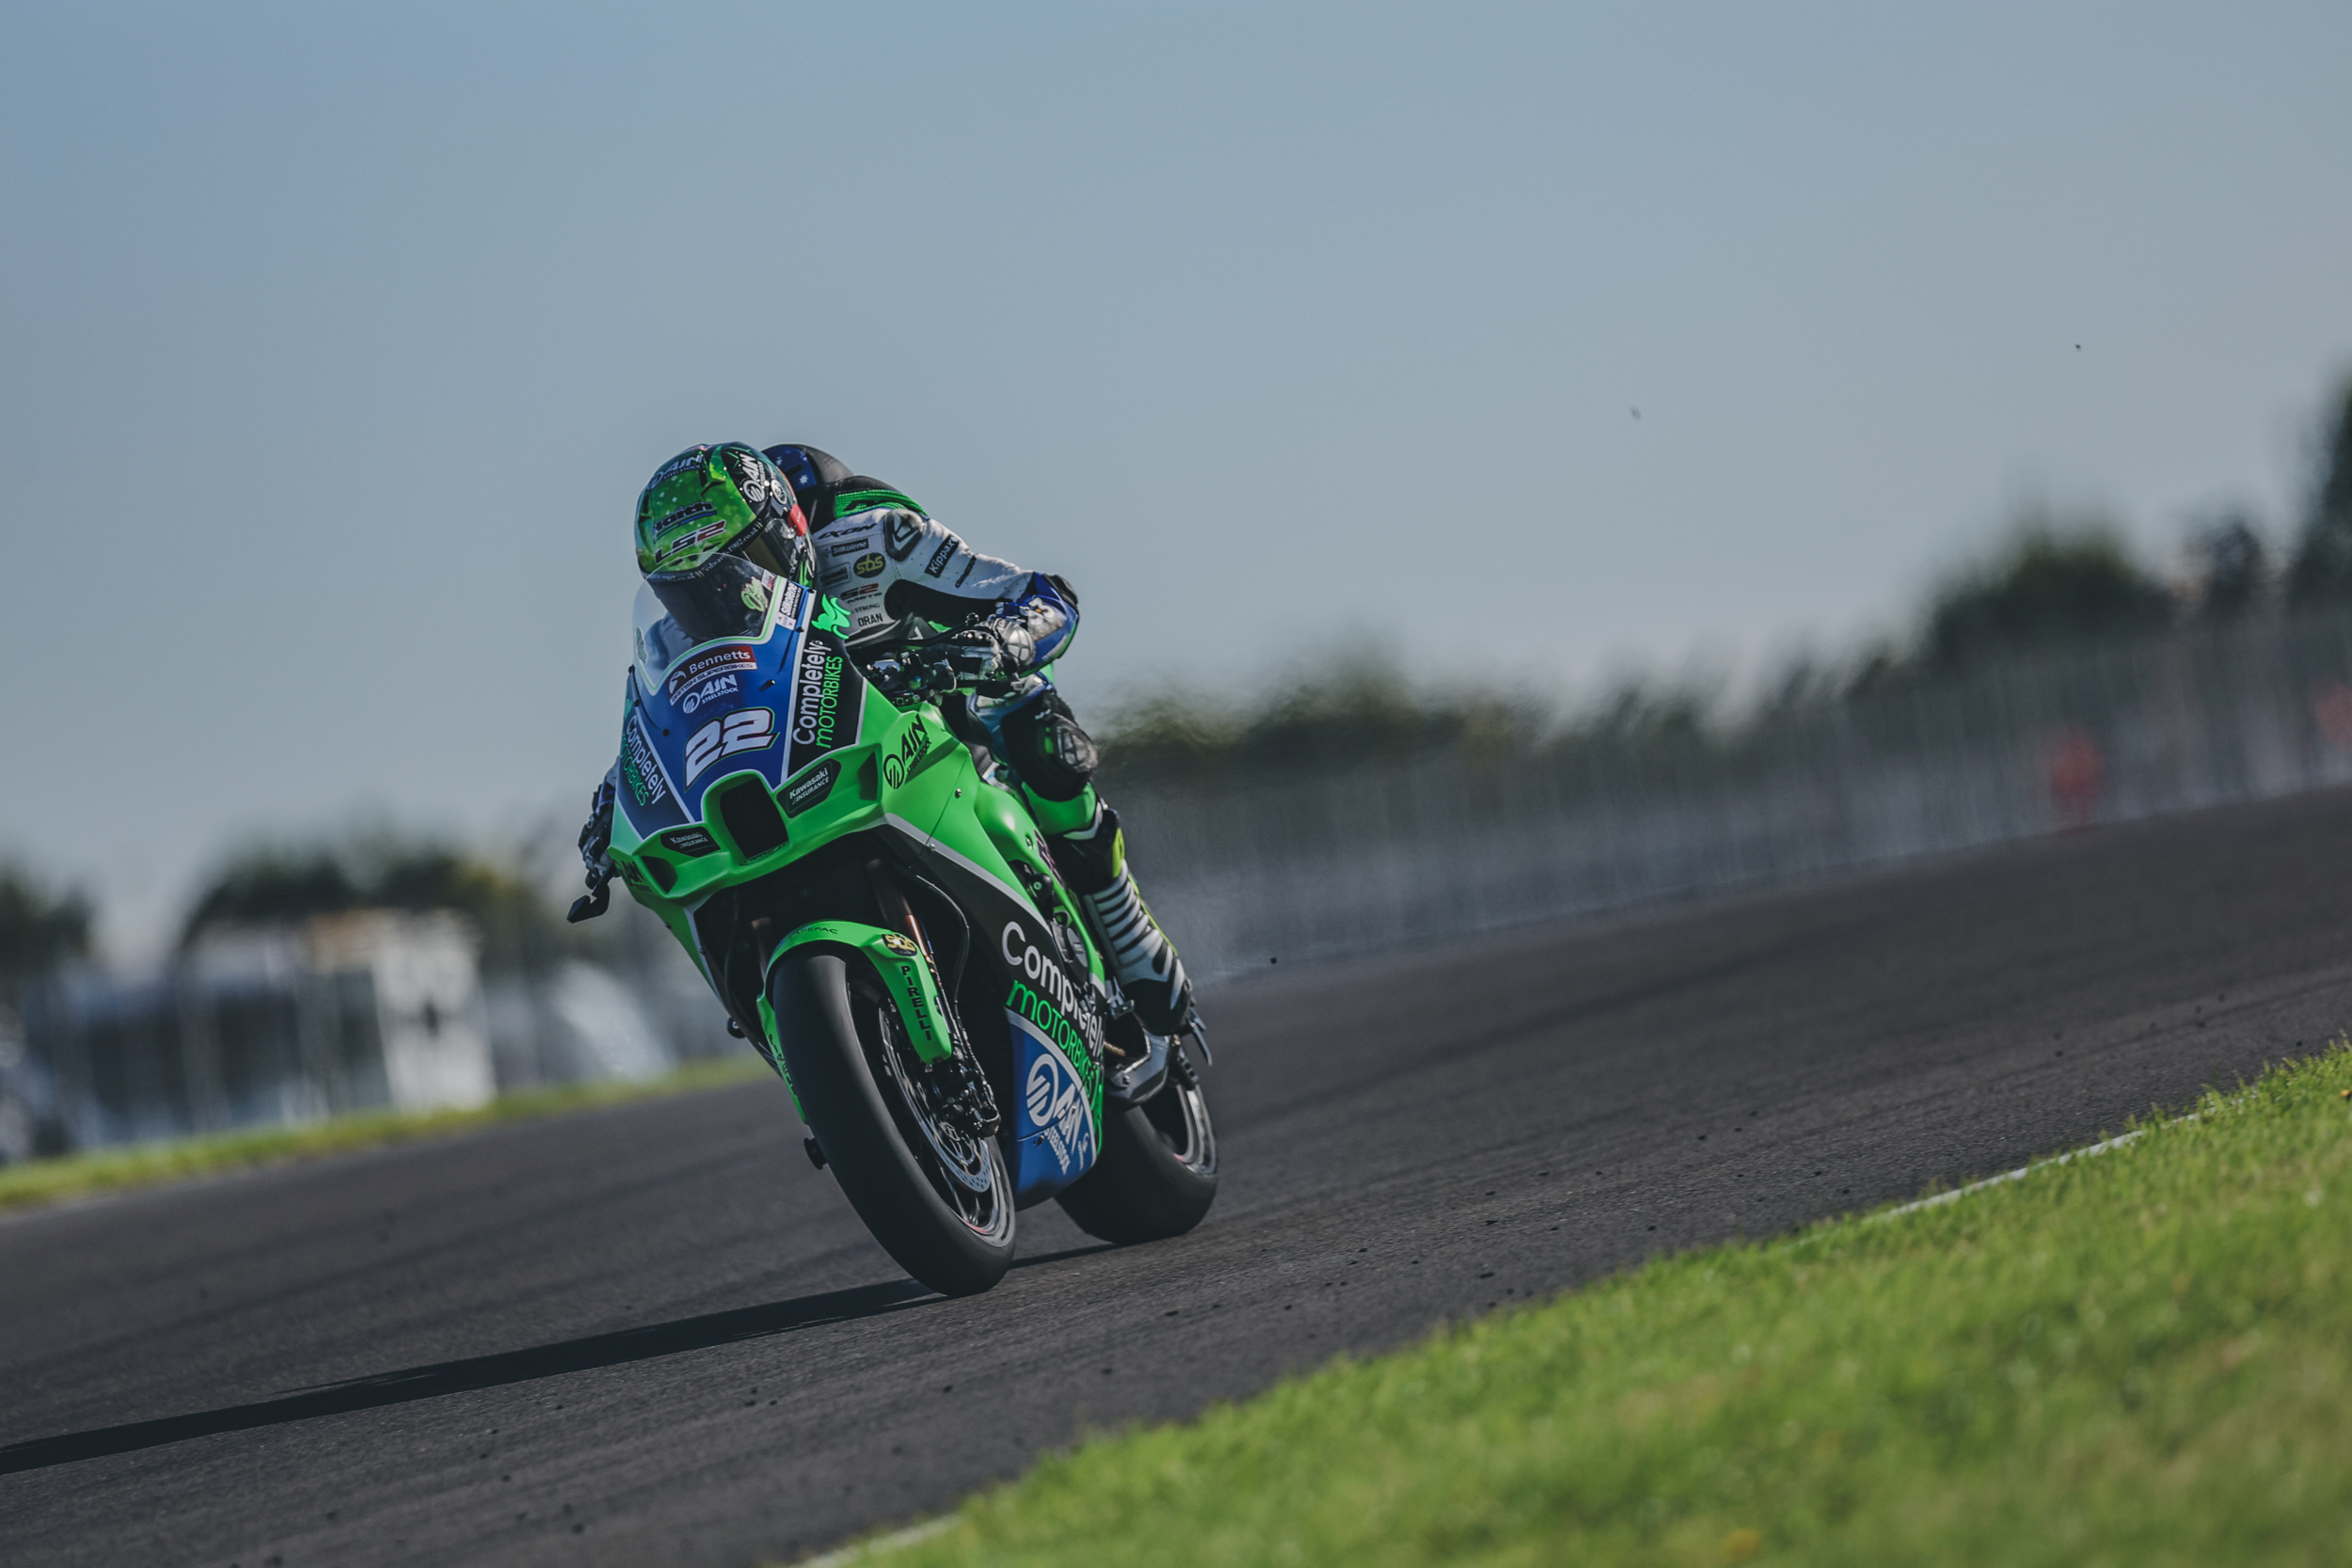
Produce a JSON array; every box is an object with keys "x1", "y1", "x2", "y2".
[
  {"x1": 1055, "y1": 1042, "x2": 1218, "y2": 1244},
  {"x1": 770, "y1": 950, "x2": 1014, "y2": 1296}
]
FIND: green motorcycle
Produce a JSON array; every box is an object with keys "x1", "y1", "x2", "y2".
[{"x1": 572, "y1": 555, "x2": 1216, "y2": 1296}]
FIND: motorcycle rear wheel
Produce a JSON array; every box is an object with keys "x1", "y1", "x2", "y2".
[
  {"x1": 770, "y1": 949, "x2": 1016, "y2": 1296},
  {"x1": 1056, "y1": 1040, "x2": 1218, "y2": 1244}
]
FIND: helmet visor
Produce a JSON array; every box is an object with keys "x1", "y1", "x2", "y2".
[
  {"x1": 734, "y1": 514, "x2": 812, "y2": 583},
  {"x1": 634, "y1": 555, "x2": 783, "y2": 690}
]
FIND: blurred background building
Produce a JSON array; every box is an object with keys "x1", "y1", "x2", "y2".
[{"x1": 0, "y1": 842, "x2": 722, "y2": 1162}]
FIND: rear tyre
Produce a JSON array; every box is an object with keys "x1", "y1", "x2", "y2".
[
  {"x1": 770, "y1": 950, "x2": 1015, "y2": 1296},
  {"x1": 1055, "y1": 1041, "x2": 1217, "y2": 1244}
]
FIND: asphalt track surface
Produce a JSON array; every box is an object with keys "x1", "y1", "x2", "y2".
[{"x1": 9, "y1": 788, "x2": 2352, "y2": 1567}]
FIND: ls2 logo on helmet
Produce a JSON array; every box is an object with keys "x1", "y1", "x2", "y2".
[{"x1": 683, "y1": 707, "x2": 776, "y2": 784}]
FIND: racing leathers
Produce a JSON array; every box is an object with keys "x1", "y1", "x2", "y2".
[
  {"x1": 581, "y1": 443, "x2": 1198, "y2": 1037},
  {"x1": 771, "y1": 441, "x2": 1196, "y2": 1037}
]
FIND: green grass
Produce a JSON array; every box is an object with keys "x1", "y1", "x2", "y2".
[
  {"x1": 852, "y1": 1046, "x2": 2352, "y2": 1568},
  {"x1": 0, "y1": 1053, "x2": 772, "y2": 1215}
]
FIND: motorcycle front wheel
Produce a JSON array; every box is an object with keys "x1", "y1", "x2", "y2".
[{"x1": 770, "y1": 949, "x2": 1016, "y2": 1296}]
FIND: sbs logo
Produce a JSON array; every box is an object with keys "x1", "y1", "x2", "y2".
[{"x1": 852, "y1": 552, "x2": 886, "y2": 578}]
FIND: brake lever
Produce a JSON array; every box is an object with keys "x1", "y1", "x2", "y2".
[{"x1": 567, "y1": 865, "x2": 612, "y2": 924}]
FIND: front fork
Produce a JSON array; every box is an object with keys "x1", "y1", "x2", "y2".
[{"x1": 864, "y1": 858, "x2": 1002, "y2": 1139}]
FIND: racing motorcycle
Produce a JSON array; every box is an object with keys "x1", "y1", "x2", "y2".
[{"x1": 571, "y1": 556, "x2": 1216, "y2": 1296}]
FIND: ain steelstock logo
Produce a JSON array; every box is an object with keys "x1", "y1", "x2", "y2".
[{"x1": 880, "y1": 713, "x2": 932, "y2": 789}]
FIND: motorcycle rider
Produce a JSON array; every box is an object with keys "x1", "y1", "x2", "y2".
[{"x1": 578, "y1": 441, "x2": 1200, "y2": 1037}]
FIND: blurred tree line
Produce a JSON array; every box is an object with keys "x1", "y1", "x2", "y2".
[
  {"x1": 0, "y1": 867, "x2": 91, "y2": 1013},
  {"x1": 174, "y1": 836, "x2": 570, "y2": 974},
  {"x1": 1099, "y1": 374, "x2": 2352, "y2": 789}
]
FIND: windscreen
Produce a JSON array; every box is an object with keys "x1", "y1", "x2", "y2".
[{"x1": 632, "y1": 555, "x2": 783, "y2": 694}]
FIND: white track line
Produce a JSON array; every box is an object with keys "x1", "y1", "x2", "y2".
[
  {"x1": 1877, "y1": 1116, "x2": 2195, "y2": 1221},
  {"x1": 797, "y1": 1514, "x2": 958, "y2": 1567}
]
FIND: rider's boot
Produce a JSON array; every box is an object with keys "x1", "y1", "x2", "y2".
[{"x1": 1031, "y1": 789, "x2": 1198, "y2": 1037}]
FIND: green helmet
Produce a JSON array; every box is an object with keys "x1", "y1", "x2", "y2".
[{"x1": 634, "y1": 443, "x2": 811, "y2": 582}]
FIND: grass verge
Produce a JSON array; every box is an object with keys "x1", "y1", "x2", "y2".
[
  {"x1": 0, "y1": 1053, "x2": 772, "y2": 1215},
  {"x1": 846, "y1": 1045, "x2": 2352, "y2": 1568}
]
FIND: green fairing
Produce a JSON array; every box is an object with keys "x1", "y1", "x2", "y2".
[
  {"x1": 768, "y1": 920, "x2": 954, "y2": 1064},
  {"x1": 607, "y1": 673, "x2": 1103, "y2": 1151}
]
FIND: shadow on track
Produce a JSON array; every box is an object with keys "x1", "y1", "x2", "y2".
[{"x1": 0, "y1": 1278, "x2": 934, "y2": 1476}]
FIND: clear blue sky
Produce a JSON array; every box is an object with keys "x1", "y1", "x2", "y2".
[{"x1": 4, "y1": 1, "x2": 2347, "y2": 958}]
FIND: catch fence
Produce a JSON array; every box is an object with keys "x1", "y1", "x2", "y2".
[{"x1": 1120, "y1": 612, "x2": 2352, "y2": 983}]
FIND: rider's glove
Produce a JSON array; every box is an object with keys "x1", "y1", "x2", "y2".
[
  {"x1": 920, "y1": 625, "x2": 1014, "y2": 691},
  {"x1": 569, "y1": 770, "x2": 618, "y2": 924},
  {"x1": 579, "y1": 770, "x2": 616, "y2": 877}
]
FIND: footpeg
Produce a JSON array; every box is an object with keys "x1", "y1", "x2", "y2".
[{"x1": 1104, "y1": 1030, "x2": 1171, "y2": 1108}]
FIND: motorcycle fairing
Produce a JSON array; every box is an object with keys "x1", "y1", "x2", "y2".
[
  {"x1": 616, "y1": 585, "x2": 878, "y2": 843},
  {"x1": 1005, "y1": 1004, "x2": 1098, "y2": 1197},
  {"x1": 899, "y1": 769, "x2": 1107, "y2": 1205}
]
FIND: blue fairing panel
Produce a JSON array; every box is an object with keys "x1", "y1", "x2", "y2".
[
  {"x1": 1006, "y1": 1006, "x2": 1099, "y2": 1203},
  {"x1": 615, "y1": 583, "x2": 870, "y2": 841}
]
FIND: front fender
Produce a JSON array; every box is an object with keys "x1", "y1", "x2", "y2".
[{"x1": 764, "y1": 920, "x2": 954, "y2": 1066}]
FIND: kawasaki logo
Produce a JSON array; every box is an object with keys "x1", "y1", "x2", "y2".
[{"x1": 783, "y1": 759, "x2": 839, "y2": 816}]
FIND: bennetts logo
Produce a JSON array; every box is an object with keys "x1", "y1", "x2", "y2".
[{"x1": 665, "y1": 645, "x2": 757, "y2": 706}]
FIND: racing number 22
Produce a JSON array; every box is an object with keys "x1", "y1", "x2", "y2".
[{"x1": 684, "y1": 707, "x2": 776, "y2": 784}]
